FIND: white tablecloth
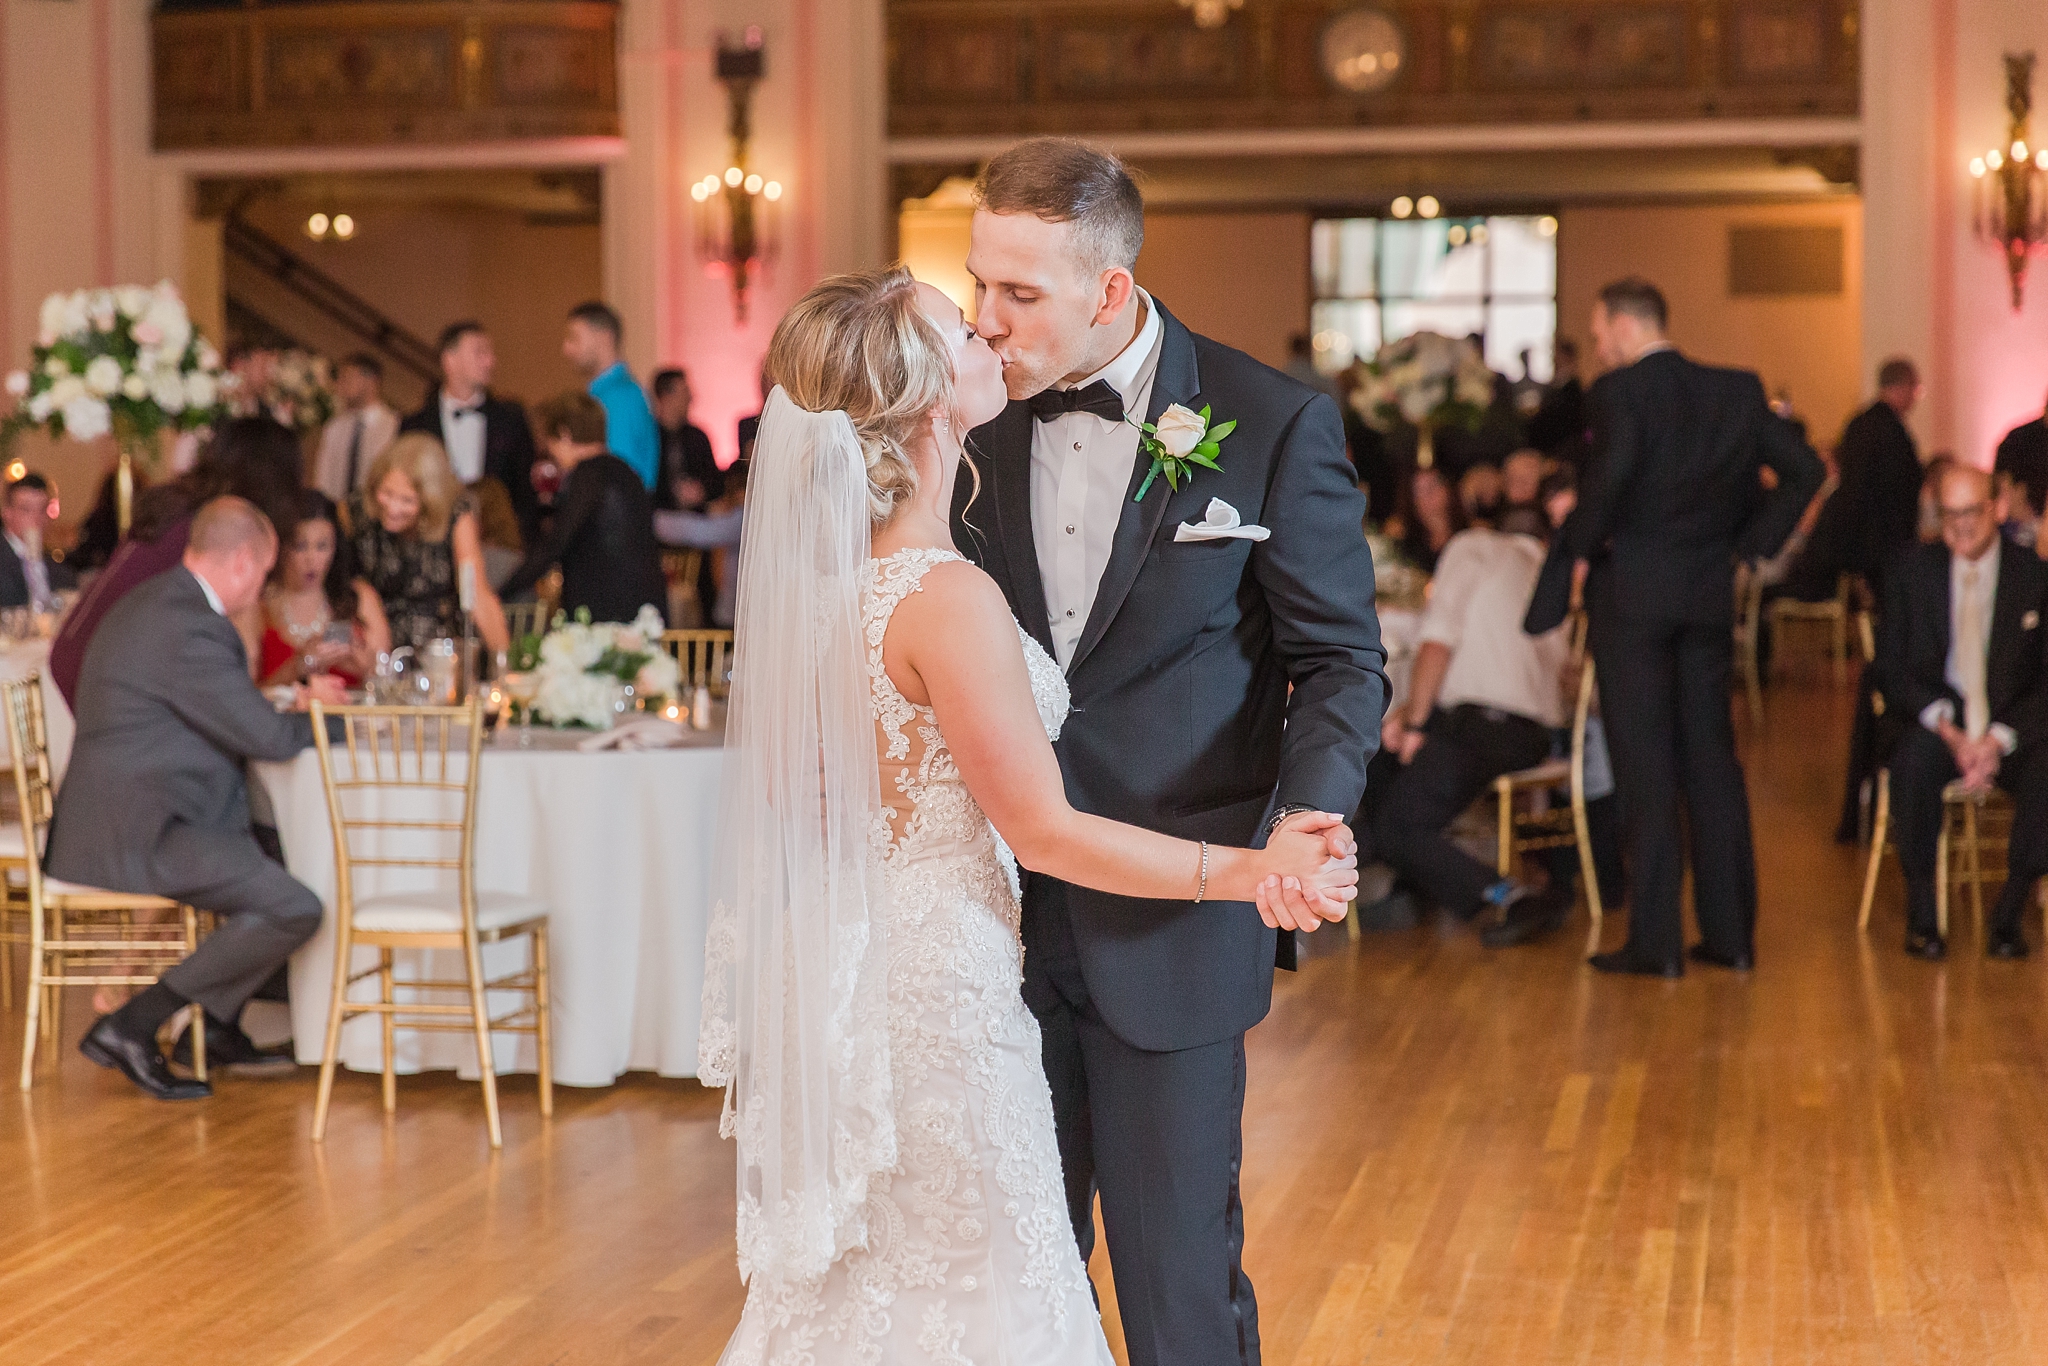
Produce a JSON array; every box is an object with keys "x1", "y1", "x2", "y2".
[
  {"x1": 0, "y1": 641, "x2": 73, "y2": 781},
  {"x1": 256, "y1": 731, "x2": 723, "y2": 1087}
]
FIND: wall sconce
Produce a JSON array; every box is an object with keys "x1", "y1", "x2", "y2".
[
  {"x1": 1969, "y1": 52, "x2": 2048, "y2": 312},
  {"x1": 304, "y1": 212, "x2": 356, "y2": 243},
  {"x1": 1176, "y1": 0, "x2": 1244, "y2": 26},
  {"x1": 692, "y1": 27, "x2": 782, "y2": 323}
]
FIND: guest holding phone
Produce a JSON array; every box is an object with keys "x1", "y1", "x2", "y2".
[{"x1": 259, "y1": 491, "x2": 390, "y2": 688}]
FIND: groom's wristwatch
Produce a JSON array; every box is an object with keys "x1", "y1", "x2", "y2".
[{"x1": 1264, "y1": 805, "x2": 1316, "y2": 841}]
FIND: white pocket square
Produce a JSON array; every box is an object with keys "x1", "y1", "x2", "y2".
[
  {"x1": 1174, "y1": 498, "x2": 1270, "y2": 543},
  {"x1": 2026, "y1": 610, "x2": 2040, "y2": 631}
]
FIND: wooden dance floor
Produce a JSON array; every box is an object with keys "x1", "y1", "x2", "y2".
[{"x1": 6, "y1": 679, "x2": 2048, "y2": 1363}]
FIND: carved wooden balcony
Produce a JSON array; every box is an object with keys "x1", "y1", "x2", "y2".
[{"x1": 153, "y1": 0, "x2": 620, "y2": 151}]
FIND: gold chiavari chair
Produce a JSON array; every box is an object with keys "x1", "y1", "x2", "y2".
[
  {"x1": 1766, "y1": 572, "x2": 1856, "y2": 685},
  {"x1": 3, "y1": 675, "x2": 205, "y2": 1090},
  {"x1": 1858, "y1": 770, "x2": 2037, "y2": 943},
  {"x1": 1492, "y1": 619, "x2": 1605, "y2": 953},
  {"x1": 503, "y1": 600, "x2": 552, "y2": 643},
  {"x1": 0, "y1": 805, "x2": 26, "y2": 1012},
  {"x1": 660, "y1": 629, "x2": 734, "y2": 698},
  {"x1": 662, "y1": 548, "x2": 705, "y2": 628},
  {"x1": 1732, "y1": 562, "x2": 1766, "y2": 724},
  {"x1": 309, "y1": 700, "x2": 551, "y2": 1148}
]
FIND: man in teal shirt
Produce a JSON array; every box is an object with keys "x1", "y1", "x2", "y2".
[{"x1": 562, "y1": 301, "x2": 660, "y2": 490}]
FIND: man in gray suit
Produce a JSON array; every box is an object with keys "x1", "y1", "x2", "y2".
[{"x1": 50, "y1": 496, "x2": 342, "y2": 1099}]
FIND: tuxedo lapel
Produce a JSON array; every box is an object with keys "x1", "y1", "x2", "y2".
[
  {"x1": 1069, "y1": 302, "x2": 1201, "y2": 676},
  {"x1": 984, "y1": 401, "x2": 1053, "y2": 654}
]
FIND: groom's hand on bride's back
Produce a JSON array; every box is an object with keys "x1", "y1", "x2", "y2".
[{"x1": 1254, "y1": 811, "x2": 1359, "y2": 933}]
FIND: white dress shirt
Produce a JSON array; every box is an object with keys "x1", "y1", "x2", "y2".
[
  {"x1": 440, "y1": 389, "x2": 488, "y2": 484},
  {"x1": 312, "y1": 401, "x2": 398, "y2": 503},
  {"x1": 5, "y1": 531, "x2": 50, "y2": 611},
  {"x1": 1418, "y1": 528, "x2": 1571, "y2": 727},
  {"x1": 1031, "y1": 290, "x2": 1163, "y2": 668},
  {"x1": 1920, "y1": 539, "x2": 2018, "y2": 754},
  {"x1": 189, "y1": 565, "x2": 227, "y2": 617}
]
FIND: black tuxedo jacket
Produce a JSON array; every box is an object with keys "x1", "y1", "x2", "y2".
[
  {"x1": 1838, "y1": 399, "x2": 1925, "y2": 581},
  {"x1": 1871, "y1": 539, "x2": 2048, "y2": 756},
  {"x1": 0, "y1": 537, "x2": 74, "y2": 609},
  {"x1": 1996, "y1": 417, "x2": 2048, "y2": 515},
  {"x1": 955, "y1": 298, "x2": 1386, "y2": 1052},
  {"x1": 1528, "y1": 349, "x2": 1823, "y2": 632},
  {"x1": 400, "y1": 388, "x2": 542, "y2": 541}
]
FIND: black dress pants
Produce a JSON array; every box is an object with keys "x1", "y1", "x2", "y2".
[
  {"x1": 1024, "y1": 893, "x2": 1258, "y2": 1366},
  {"x1": 1359, "y1": 705, "x2": 1554, "y2": 915},
  {"x1": 1886, "y1": 725, "x2": 2048, "y2": 936},
  {"x1": 1591, "y1": 614, "x2": 1759, "y2": 962}
]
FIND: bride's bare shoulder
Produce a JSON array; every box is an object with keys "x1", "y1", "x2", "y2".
[{"x1": 890, "y1": 557, "x2": 1016, "y2": 644}]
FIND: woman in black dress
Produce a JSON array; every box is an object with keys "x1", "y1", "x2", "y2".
[
  {"x1": 350, "y1": 433, "x2": 510, "y2": 654},
  {"x1": 499, "y1": 392, "x2": 667, "y2": 625}
]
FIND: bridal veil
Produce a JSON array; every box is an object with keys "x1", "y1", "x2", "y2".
[{"x1": 698, "y1": 387, "x2": 896, "y2": 1290}]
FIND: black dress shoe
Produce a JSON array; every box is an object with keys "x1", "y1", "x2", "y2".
[
  {"x1": 172, "y1": 1019, "x2": 299, "y2": 1076},
  {"x1": 1904, "y1": 930, "x2": 1947, "y2": 961},
  {"x1": 79, "y1": 1016, "x2": 211, "y2": 1100},
  {"x1": 1687, "y1": 943, "x2": 1755, "y2": 971},
  {"x1": 1988, "y1": 929, "x2": 2031, "y2": 960},
  {"x1": 1588, "y1": 948, "x2": 1684, "y2": 978},
  {"x1": 1480, "y1": 886, "x2": 1569, "y2": 948}
]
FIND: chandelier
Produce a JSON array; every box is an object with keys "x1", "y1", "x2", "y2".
[
  {"x1": 690, "y1": 28, "x2": 783, "y2": 323},
  {"x1": 1968, "y1": 52, "x2": 2048, "y2": 312},
  {"x1": 1177, "y1": 0, "x2": 1244, "y2": 27}
]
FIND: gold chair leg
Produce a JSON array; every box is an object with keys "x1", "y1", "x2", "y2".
[
  {"x1": 533, "y1": 927, "x2": 554, "y2": 1120},
  {"x1": 1965, "y1": 803, "x2": 1986, "y2": 942},
  {"x1": 1936, "y1": 816, "x2": 1951, "y2": 940},
  {"x1": 379, "y1": 949, "x2": 397, "y2": 1115},
  {"x1": 183, "y1": 906, "x2": 206, "y2": 1085},
  {"x1": 1859, "y1": 770, "x2": 1890, "y2": 932},
  {"x1": 1495, "y1": 785, "x2": 1514, "y2": 879},
  {"x1": 312, "y1": 924, "x2": 355, "y2": 1143},
  {"x1": 1, "y1": 932, "x2": 12, "y2": 1013},
  {"x1": 1571, "y1": 789, "x2": 1603, "y2": 958},
  {"x1": 464, "y1": 937, "x2": 502, "y2": 1149},
  {"x1": 19, "y1": 944, "x2": 41, "y2": 1091}
]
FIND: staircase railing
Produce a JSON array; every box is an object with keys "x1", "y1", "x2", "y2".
[{"x1": 223, "y1": 216, "x2": 442, "y2": 385}]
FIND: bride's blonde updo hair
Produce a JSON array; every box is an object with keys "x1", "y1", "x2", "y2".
[{"x1": 768, "y1": 264, "x2": 959, "y2": 526}]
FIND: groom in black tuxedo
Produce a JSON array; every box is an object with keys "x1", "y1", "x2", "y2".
[{"x1": 954, "y1": 138, "x2": 1386, "y2": 1366}]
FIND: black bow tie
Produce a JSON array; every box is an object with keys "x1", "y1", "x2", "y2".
[
  {"x1": 1028, "y1": 380, "x2": 1126, "y2": 425},
  {"x1": 449, "y1": 403, "x2": 483, "y2": 419}
]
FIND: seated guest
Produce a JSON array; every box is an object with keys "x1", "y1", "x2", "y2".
[
  {"x1": 311, "y1": 352, "x2": 398, "y2": 504},
  {"x1": 350, "y1": 434, "x2": 509, "y2": 656},
  {"x1": 259, "y1": 490, "x2": 391, "y2": 688},
  {"x1": 50, "y1": 417, "x2": 303, "y2": 705},
  {"x1": 48, "y1": 497, "x2": 344, "y2": 1099},
  {"x1": 1384, "y1": 464, "x2": 1464, "y2": 574},
  {"x1": 1457, "y1": 462, "x2": 1504, "y2": 525},
  {"x1": 1355, "y1": 490, "x2": 1578, "y2": 946},
  {"x1": 500, "y1": 393, "x2": 666, "y2": 625},
  {"x1": 651, "y1": 366, "x2": 724, "y2": 512},
  {"x1": 1501, "y1": 449, "x2": 1545, "y2": 508},
  {"x1": 655, "y1": 458, "x2": 748, "y2": 628},
  {"x1": 400, "y1": 321, "x2": 540, "y2": 548},
  {"x1": 1872, "y1": 462, "x2": 2048, "y2": 961},
  {"x1": 0, "y1": 473, "x2": 76, "y2": 610}
]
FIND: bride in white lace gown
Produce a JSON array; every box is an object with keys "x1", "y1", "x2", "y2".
[{"x1": 700, "y1": 267, "x2": 1357, "y2": 1365}]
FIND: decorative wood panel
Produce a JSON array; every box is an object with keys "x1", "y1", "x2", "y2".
[
  {"x1": 888, "y1": 0, "x2": 1859, "y2": 137},
  {"x1": 153, "y1": 0, "x2": 619, "y2": 151}
]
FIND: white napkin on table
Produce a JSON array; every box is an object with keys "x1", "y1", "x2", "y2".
[
  {"x1": 1174, "y1": 498, "x2": 1270, "y2": 543},
  {"x1": 576, "y1": 718, "x2": 692, "y2": 752}
]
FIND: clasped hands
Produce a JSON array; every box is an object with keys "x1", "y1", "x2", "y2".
[
  {"x1": 1939, "y1": 720, "x2": 2004, "y2": 793},
  {"x1": 1253, "y1": 811, "x2": 1360, "y2": 934}
]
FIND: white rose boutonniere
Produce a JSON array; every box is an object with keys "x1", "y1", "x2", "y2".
[{"x1": 1130, "y1": 402, "x2": 1237, "y2": 502}]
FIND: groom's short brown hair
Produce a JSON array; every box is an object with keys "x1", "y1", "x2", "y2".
[{"x1": 975, "y1": 138, "x2": 1145, "y2": 274}]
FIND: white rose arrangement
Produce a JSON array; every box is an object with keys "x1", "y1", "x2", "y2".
[
  {"x1": 1350, "y1": 331, "x2": 1498, "y2": 436},
  {"x1": 522, "y1": 604, "x2": 681, "y2": 729},
  {"x1": 2, "y1": 281, "x2": 228, "y2": 458}
]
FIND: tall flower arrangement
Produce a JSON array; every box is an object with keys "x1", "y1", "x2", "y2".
[
  {"x1": 1350, "y1": 331, "x2": 1497, "y2": 468},
  {"x1": 232, "y1": 349, "x2": 335, "y2": 434}
]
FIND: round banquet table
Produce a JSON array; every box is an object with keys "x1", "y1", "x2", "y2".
[
  {"x1": 255, "y1": 726, "x2": 723, "y2": 1087},
  {"x1": 0, "y1": 640, "x2": 74, "y2": 780}
]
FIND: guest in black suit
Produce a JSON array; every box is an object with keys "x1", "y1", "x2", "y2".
[
  {"x1": 48, "y1": 497, "x2": 343, "y2": 1099},
  {"x1": 1872, "y1": 463, "x2": 2048, "y2": 961},
  {"x1": 1995, "y1": 387, "x2": 2048, "y2": 521},
  {"x1": 1525, "y1": 338, "x2": 1588, "y2": 463},
  {"x1": 1530, "y1": 277, "x2": 1823, "y2": 976},
  {"x1": 650, "y1": 367, "x2": 724, "y2": 512},
  {"x1": 1836, "y1": 358, "x2": 1925, "y2": 596},
  {"x1": 499, "y1": 393, "x2": 666, "y2": 626},
  {"x1": 399, "y1": 321, "x2": 541, "y2": 547},
  {"x1": 0, "y1": 473, "x2": 75, "y2": 610}
]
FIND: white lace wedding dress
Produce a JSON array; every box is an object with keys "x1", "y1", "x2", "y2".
[{"x1": 718, "y1": 547, "x2": 1115, "y2": 1366}]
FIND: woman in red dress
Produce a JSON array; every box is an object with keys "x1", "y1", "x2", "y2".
[{"x1": 258, "y1": 489, "x2": 390, "y2": 688}]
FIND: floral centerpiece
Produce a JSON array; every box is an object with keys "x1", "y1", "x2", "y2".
[
  {"x1": 232, "y1": 349, "x2": 335, "y2": 434},
  {"x1": 3, "y1": 281, "x2": 229, "y2": 450},
  {"x1": 516, "y1": 605, "x2": 680, "y2": 729},
  {"x1": 1349, "y1": 331, "x2": 1497, "y2": 468}
]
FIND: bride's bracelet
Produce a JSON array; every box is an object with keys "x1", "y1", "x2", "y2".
[{"x1": 1194, "y1": 841, "x2": 1210, "y2": 904}]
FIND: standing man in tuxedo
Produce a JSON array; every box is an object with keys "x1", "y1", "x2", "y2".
[
  {"x1": 1836, "y1": 357, "x2": 1926, "y2": 596},
  {"x1": 1872, "y1": 462, "x2": 2048, "y2": 961},
  {"x1": 311, "y1": 352, "x2": 398, "y2": 504},
  {"x1": 0, "y1": 473, "x2": 73, "y2": 610},
  {"x1": 955, "y1": 137, "x2": 1385, "y2": 1366},
  {"x1": 1534, "y1": 277, "x2": 1823, "y2": 976},
  {"x1": 1995, "y1": 385, "x2": 2048, "y2": 520},
  {"x1": 400, "y1": 321, "x2": 541, "y2": 547}
]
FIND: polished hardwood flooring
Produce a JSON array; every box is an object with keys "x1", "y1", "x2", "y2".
[{"x1": 5, "y1": 678, "x2": 2048, "y2": 1363}]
